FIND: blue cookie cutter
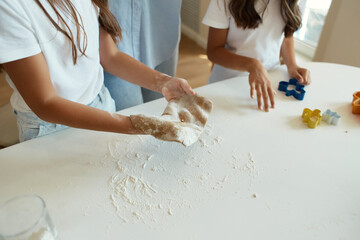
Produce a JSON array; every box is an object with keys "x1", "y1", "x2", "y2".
[
  {"x1": 278, "y1": 78, "x2": 306, "y2": 100},
  {"x1": 322, "y1": 109, "x2": 341, "y2": 125}
]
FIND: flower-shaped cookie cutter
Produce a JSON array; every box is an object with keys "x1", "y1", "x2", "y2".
[
  {"x1": 302, "y1": 108, "x2": 322, "y2": 128},
  {"x1": 352, "y1": 91, "x2": 360, "y2": 114},
  {"x1": 322, "y1": 109, "x2": 341, "y2": 125},
  {"x1": 278, "y1": 78, "x2": 306, "y2": 100}
]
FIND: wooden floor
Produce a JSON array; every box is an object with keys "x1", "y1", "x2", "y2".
[
  {"x1": 0, "y1": 34, "x2": 211, "y2": 107},
  {"x1": 0, "y1": 71, "x2": 12, "y2": 108},
  {"x1": 176, "y1": 34, "x2": 212, "y2": 88}
]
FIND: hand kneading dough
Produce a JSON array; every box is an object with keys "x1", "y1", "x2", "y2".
[{"x1": 130, "y1": 94, "x2": 213, "y2": 146}]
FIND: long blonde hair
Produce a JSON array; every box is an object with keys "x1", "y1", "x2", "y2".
[{"x1": 35, "y1": 0, "x2": 122, "y2": 64}]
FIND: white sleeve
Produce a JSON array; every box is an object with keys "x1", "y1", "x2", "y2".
[
  {"x1": 202, "y1": 0, "x2": 231, "y2": 29},
  {"x1": 0, "y1": 0, "x2": 41, "y2": 64}
]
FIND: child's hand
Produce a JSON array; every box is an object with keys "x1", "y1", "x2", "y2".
[
  {"x1": 248, "y1": 61, "x2": 276, "y2": 112},
  {"x1": 288, "y1": 66, "x2": 311, "y2": 85},
  {"x1": 129, "y1": 114, "x2": 202, "y2": 146},
  {"x1": 161, "y1": 77, "x2": 196, "y2": 101},
  {"x1": 129, "y1": 94, "x2": 213, "y2": 146}
]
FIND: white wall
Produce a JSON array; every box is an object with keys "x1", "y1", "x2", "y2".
[
  {"x1": 0, "y1": 72, "x2": 5, "y2": 83},
  {"x1": 198, "y1": 0, "x2": 210, "y2": 46},
  {"x1": 181, "y1": 0, "x2": 210, "y2": 49},
  {"x1": 313, "y1": 0, "x2": 360, "y2": 67}
]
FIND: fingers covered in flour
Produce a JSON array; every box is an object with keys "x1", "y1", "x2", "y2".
[
  {"x1": 130, "y1": 94, "x2": 213, "y2": 146},
  {"x1": 130, "y1": 114, "x2": 203, "y2": 146},
  {"x1": 130, "y1": 114, "x2": 183, "y2": 145},
  {"x1": 162, "y1": 94, "x2": 213, "y2": 127}
]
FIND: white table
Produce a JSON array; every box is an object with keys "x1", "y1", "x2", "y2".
[{"x1": 0, "y1": 63, "x2": 359, "y2": 240}]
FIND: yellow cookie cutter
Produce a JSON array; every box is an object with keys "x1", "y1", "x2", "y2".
[
  {"x1": 352, "y1": 91, "x2": 360, "y2": 114},
  {"x1": 302, "y1": 108, "x2": 322, "y2": 128}
]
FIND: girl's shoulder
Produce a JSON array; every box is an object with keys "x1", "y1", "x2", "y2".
[
  {"x1": 0, "y1": 0, "x2": 40, "y2": 20},
  {"x1": 208, "y1": 0, "x2": 231, "y2": 12},
  {"x1": 203, "y1": 0, "x2": 232, "y2": 28},
  {"x1": 0, "y1": 0, "x2": 31, "y2": 10}
]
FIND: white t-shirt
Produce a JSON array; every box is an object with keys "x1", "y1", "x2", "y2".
[
  {"x1": 0, "y1": 0, "x2": 103, "y2": 112},
  {"x1": 202, "y1": 0, "x2": 286, "y2": 83}
]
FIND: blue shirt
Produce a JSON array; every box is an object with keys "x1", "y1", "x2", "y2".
[{"x1": 108, "y1": 0, "x2": 182, "y2": 69}]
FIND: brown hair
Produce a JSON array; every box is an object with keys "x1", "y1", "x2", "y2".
[
  {"x1": 34, "y1": 0, "x2": 122, "y2": 64},
  {"x1": 228, "y1": 0, "x2": 302, "y2": 37}
]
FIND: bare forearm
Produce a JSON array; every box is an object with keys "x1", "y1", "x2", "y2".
[
  {"x1": 280, "y1": 36, "x2": 297, "y2": 69},
  {"x1": 35, "y1": 96, "x2": 136, "y2": 134},
  {"x1": 280, "y1": 36, "x2": 311, "y2": 84},
  {"x1": 207, "y1": 47, "x2": 258, "y2": 73},
  {"x1": 207, "y1": 44, "x2": 275, "y2": 111},
  {"x1": 2, "y1": 54, "x2": 136, "y2": 134},
  {"x1": 99, "y1": 27, "x2": 170, "y2": 93},
  {"x1": 101, "y1": 51, "x2": 169, "y2": 93}
]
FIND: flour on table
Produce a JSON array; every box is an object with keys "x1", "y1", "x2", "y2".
[
  {"x1": 151, "y1": 165, "x2": 166, "y2": 172},
  {"x1": 109, "y1": 174, "x2": 159, "y2": 223},
  {"x1": 198, "y1": 138, "x2": 209, "y2": 148},
  {"x1": 214, "y1": 136, "x2": 224, "y2": 144},
  {"x1": 242, "y1": 152, "x2": 258, "y2": 178},
  {"x1": 200, "y1": 175, "x2": 208, "y2": 181},
  {"x1": 231, "y1": 151, "x2": 258, "y2": 177},
  {"x1": 168, "y1": 208, "x2": 174, "y2": 215},
  {"x1": 222, "y1": 176, "x2": 229, "y2": 183},
  {"x1": 102, "y1": 118, "x2": 263, "y2": 227}
]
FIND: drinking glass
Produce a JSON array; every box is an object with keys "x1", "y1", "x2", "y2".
[{"x1": 0, "y1": 195, "x2": 58, "y2": 240}]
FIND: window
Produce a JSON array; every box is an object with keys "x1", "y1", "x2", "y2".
[{"x1": 294, "y1": 0, "x2": 332, "y2": 58}]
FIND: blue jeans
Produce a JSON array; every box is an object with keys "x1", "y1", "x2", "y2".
[
  {"x1": 14, "y1": 85, "x2": 115, "y2": 142},
  {"x1": 104, "y1": 50, "x2": 178, "y2": 111}
]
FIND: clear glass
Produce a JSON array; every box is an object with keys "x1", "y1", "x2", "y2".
[
  {"x1": 0, "y1": 195, "x2": 58, "y2": 240},
  {"x1": 294, "y1": 0, "x2": 332, "y2": 47}
]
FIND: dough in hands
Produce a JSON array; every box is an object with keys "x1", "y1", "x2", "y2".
[{"x1": 130, "y1": 94, "x2": 213, "y2": 146}]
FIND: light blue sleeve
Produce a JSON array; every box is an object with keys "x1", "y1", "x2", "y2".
[
  {"x1": 108, "y1": 0, "x2": 182, "y2": 69},
  {"x1": 140, "y1": 0, "x2": 182, "y2": 68},
  {"x1": 107, "y1": 0, "x2": 137, "y2": 58}
]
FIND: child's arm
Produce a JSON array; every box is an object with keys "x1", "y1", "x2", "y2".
[
  {"x1": 99, "y1": 27, "x2": 195, "y2": 101},
  {"x1": 206, "y1": 27, "x2": 275, "y2": 112},
  {"x1": 280, "y1": 36, "x2": 311, "y2": 85},
  {"x1": 2, "y1": 54, "x2": 140, "y2": 134}
]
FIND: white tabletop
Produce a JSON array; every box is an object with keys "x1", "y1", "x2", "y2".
[{"x1": 0, "y1": 62, "x2": 359, "y2": 240}]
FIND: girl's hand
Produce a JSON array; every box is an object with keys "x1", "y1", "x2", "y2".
[
  {"x1": 288, "y1": 66, "x2": 311, "y2": 85},
  {"x1": 248, "y1": 60, "x2": 275, "y2": 112},
  {"x1": 161, "y1": 76, "x2": 196, "y2": 101}
]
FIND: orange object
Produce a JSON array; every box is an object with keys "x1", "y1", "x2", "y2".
[{"x1": 353, "y1": 91, "x2": 360, "y2": 114}]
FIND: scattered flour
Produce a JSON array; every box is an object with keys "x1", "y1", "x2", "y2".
[
  {"x1": 242, "y1": 152, "x2": 258, "y2": 178},
  {"x1": 214, "y1": 136, "x2": 224, "y2": 144},
  {"x1": 198, "y1": 138, "x2": 209, "y2": 148},
  {"x1": 109, "y1": 174, "x2": 159, "y2": 223},
  {"x1": 103, "y1": 120, "x2": 261, "y2": 227},
  {"x1": 168, "y1": 208, "x2": 174, "y2": 216}
]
